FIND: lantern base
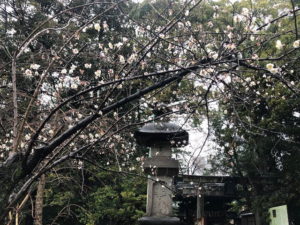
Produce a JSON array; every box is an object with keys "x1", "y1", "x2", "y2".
[{"x1": 138, "y1": 216, "x2": 185, "y2": 225}]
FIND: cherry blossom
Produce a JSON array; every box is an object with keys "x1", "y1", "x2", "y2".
[
  {"x1": 266, "y1": 63, "x2": 274, "y2": 71},
  {"x1": 293, "y1": 112, "x2": 300, "y2": 118},
  {"x1": 72, "y1": 48, "x2": 79, "y2": 54},
  {"x1": 119, "y1": 55, "x2": 126, "y2": 64},
  {"x1": 94, "y1": 23, "x2": 101, "y2": 32},
  {"x1": 94, "y1": 70, "x2": 102, "y2": 78},
  {"x1": 30, "y1": 64, "x2": 40, "y2": 70},
  {"x1": 103, "y1": 21, "x2": 109, "y2": 31},
  {"x1": 275, "y1": 40, "x2": 283, "y2": 49},
  {"x1": 84, "y1": 63, "x2": 92, "y2": 69},
  {"x1": 269, "y1": 67, "x2": 280, "y2": 74},
  {"x1": 293, "y1": 40, "x2": 300, "y2": 48},
  {"x1": 24, "y1": 69, "x2": 33, "y2": 78},
  {"x1": 177, "y1": 22, "x2": 184, "y2": 29},
  {"x1": 61, "y1": 68, "x2": 67, "y2": 74}
]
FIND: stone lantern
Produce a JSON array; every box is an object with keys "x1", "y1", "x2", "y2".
[{"x1": 135, "y1": 122, "x2": 188, "y2": 225}]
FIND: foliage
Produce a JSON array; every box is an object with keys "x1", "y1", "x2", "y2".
[
  {"x1": 78, "y1": 172, "x2": 146, "y2": 225},
  {"x1": 42, "y1": 166, "x2": 146, "y2": 225}
]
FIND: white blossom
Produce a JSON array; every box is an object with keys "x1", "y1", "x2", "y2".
[
  {"x1": 71, "y1": 64, "x2": 77, "y2": 70},
  {"x1": 84, "y1": 63, "x2": 92, "y2": 69},
  {"x1": 115, "y1": 42, "x2": 123, "y2": 49},
  {"x1": 128, "y1": 53, "x2": 137, "y2": 64},
  {"x1": 265, "y1": 63, "x2": 280, "y2": 74},
  {"x1": 213, "y1": 13, "x2": 219, "y2": 19},
  {"x1": 264, "y1": 15, "x2": 273, "y2": 24},
  {"x1": 113, "y1": 112, "x2": 118, "y2": 118},
  {"x1": 252, "y1": 54, "x2": 259, "y2": 60},
  {"x1": 266, "y1": 63, "x2": 274, "y2": 70},
  {"x1": 119, "y1": 55, "x2": 125, "y2": 64},
  {"x1": 233, "y1": 15, "x2": 243, "y2": 23},
  {"x1": 99, "y1": 52, "x2": 105, "y2": 58},
  {"x1": 71, "y1": 83, "x2": 78, "y2": 89},
  {"x1": 25, "y1": 134, "x2": 31, "y2": 141},
  {"x1": 39, "y1": 94, "x2": 52, "y2": 105},
  {"x1": 24, "y1": 69, "x2": 33, "y2": 77},
  {"x1": 293, "y1": 40, "x2": 300, "y2": 48},
  {"x1": 7, "y1": 28, "x2": 16, "y2": 35},
  {"x1": 228, "y1": 149, "x2": 234, "y2": 155},
  {"x1": 61, "y1": 68, "x2": 67, "y2": 74},
  {"x1": 270, "y1": 67, "x2": 280, "y2": 74},
  {"x1": 293, "y1": 112, "x2": 300, "y2": 118},
  {"x1": 209, "y1": 52, "x2": 218, "y2": 60},
  {"x1": 59, "y1": 75, "x2": 80, "y2": 89},
  {"x1": 241, "y1": 8, "x2": 249, "y2": 16},
  {"x1": 94, "y1": 70, "x2": 102, "y2": 78},
  {"x1": 224, "y1": 43, "x2": 236, "y2": 50},
  {"x1": 94, "y1": 23, "x2": 101, "y2": 32},
  {"x1": 103, "y1": 21, "x2": 109, "y2": 31},
  {"x1": 227, "y1": 25, "x2": 233, "y2": 31},
  {"x1": 108, "y1": 69, "x2": 114, "y2": 75},
  {"x1": 30, "y1": 64, "x2": 40, "y2": 70},
  {"x1": 24, "y1": 48, "x2": 31, "y2": 53},
  {"x1": 207, "y1": 21, "x2": 213, "y2": 27},
  {"x1": 52, "y1": 72, "x2": 59, "y2": 78},
  {"x1": 72, "y1": 48, "x2": 79, "y2": 54},
  {"x1": 159, "y1": 33, "x2": 165, "y2": 39},
  {"x1": 275, "y1": 40, "x2": 283, "y2": 49},
  {"x1": 178, "y1": 22, "x2": 184, "y2": 29}
]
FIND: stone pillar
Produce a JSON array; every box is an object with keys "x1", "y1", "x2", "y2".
[
  {"x1": 146, "y1": 177, "x2": 173, "y2": 217},
  {"x1": 144, "y1": 146, "x2": 179, "y2": 218},
  {"x1": 196, "y1": 190, "x2": 205, "y2": 225}
]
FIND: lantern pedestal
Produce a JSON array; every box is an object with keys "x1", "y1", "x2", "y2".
[{"x1": 138, "y1": 216, "x2": 183, "y2": 225}]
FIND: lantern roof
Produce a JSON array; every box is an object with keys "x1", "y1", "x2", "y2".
[{"x1": 134, "y1": 122, "x2": 189, "y2": 147}]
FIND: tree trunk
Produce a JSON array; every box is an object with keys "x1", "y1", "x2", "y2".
[
  {"x1": 255, "y1": 209, "x2": 261, "y2": 225},
  {"x1": 12, "y1": 58, "x2": 18, "y2": 152},
  {"x1": 34, "y1": 174, "x2": 46, "y2": 225}
]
